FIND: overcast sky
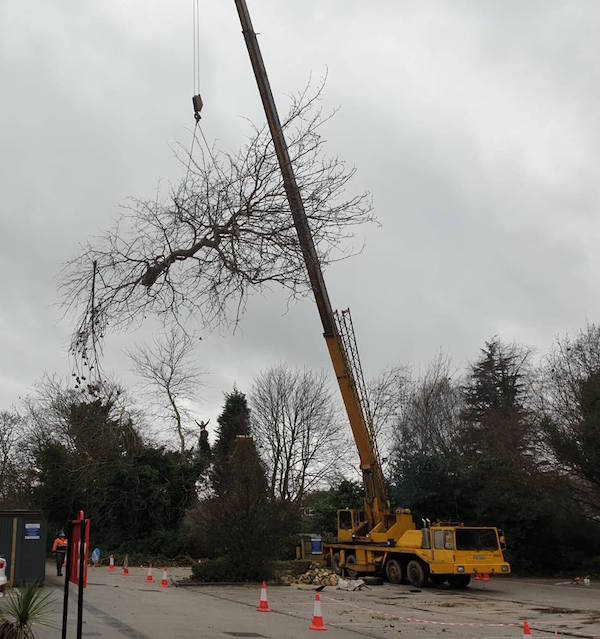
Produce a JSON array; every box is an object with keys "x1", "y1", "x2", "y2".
[{"x1": 1, "y1": 1, "x2": 599, "y2": 441}]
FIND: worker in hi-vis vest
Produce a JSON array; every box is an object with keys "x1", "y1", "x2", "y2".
[{"x1": 51, "y1": 530, "x2": 68, "y2": 576}]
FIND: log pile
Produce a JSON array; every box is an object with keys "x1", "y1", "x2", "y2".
[{"x1": 292, "y1": 565, "x2": 338, "y2": 587}]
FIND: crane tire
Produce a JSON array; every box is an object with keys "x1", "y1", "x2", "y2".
[
  {"x1": 449, "y1": 575, "x2": 471, "y2": 589},
  {"x1": 406, "y1": 559, "x2": 427, "y2": 588},
  {"x1": 345, "y1": 554, "x2": 359, "y2": 579},
  {"x1": 385, "y1": 558, "x2": 403, "y2": 584},
  {"x1": 430, "y1": 575, "x2": 447, "y2": 586},
  {"x1": 363, "y1": 576, "x2": 383, "y2": 586},
  {"x1": 332, "y1": 553, "x2": 342, "y2": 576}
]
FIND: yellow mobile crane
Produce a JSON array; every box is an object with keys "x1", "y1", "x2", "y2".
[{"x1": 233, "y1": 0, "x2": 510, "y2": 587}]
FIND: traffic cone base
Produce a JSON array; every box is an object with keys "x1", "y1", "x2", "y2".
[
  {"x1": 309, "y1": 593, "x2": 327, "y2": 631},
  {"x1": 160, "y1": 566, "x2": 169, "y2": 588},
  {"x1": 257, "y1": 581, "x2": 270, "y2": 612}
]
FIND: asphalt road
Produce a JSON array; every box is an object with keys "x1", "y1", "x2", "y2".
[{"x1": 11, "y1": 563, "x2": 600, "y2": 639}]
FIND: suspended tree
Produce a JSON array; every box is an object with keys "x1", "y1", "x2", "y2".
[{"x1": 60, "y1": 84, "x2": 373, "y2": 378}]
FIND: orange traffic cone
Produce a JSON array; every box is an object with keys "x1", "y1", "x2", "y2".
[
  {"x1": 108, "y1": 554, "x2": 115, "y2": 572},
  {"x1": 309, "y1": 592, "x2": 327, "y2": 631},
  {"x1": 122, "y1": 555, "x2": 129, "y2": 576},
  {"x1": 160, "y1": 566, "x2": 169, "y2": 588},
  {"x1": 481, "y1": 573, "x2": 490, "y2": 581},
  {"x1": 145, "y1": 563, "x2": 153, "y2": 583},
  {"x1": 257, "y1": 581, "x2": 271, "y2": 612},
  {"x1": 523, "y1": 620, "x2": 532, "y2": 637}
]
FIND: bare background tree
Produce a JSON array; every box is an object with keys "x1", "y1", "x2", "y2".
[
  {"x1": 60, "y1": 84, "x2": 373, "y2": 375},
  {"x1": 128, "y1": 327, "x2": 205, "y2": 454},
  {"x1": 367, "y1": 366, "x2": 410, "y2": 469},
  {"x1": 23, "y1": 375, "x2": 142, "y2": 457},
  {"x1": 539, "y1": 325, "x2": 600, "y2": 514},
  {"x1": 393, "y1": 353, "x2": 462, "y2": 457},
  {"x1": 250, "y1": 364, "x2": 346, "y2": 503},
  {"x1": 0, "y1": 410, "x2": 29, "y2": 507}
]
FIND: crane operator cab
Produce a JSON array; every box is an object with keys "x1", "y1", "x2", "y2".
[{"x1": 337, "y1": 508, "x2": 368, "y2": 542}]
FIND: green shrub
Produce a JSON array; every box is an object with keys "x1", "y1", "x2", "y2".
[
  {"x1": 0, "y1": 584, "x2": 54, "y2": 639},
  {"x1": 191, "y1": 556, "x2": 271, "y2": 582}
]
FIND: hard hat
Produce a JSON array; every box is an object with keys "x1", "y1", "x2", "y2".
[
  {"x1": 0, "y1": 557, "x2": 8, "y2": 586},
  {"x1": 58, "y1": 530, "x2": 66, "y2": 537}
]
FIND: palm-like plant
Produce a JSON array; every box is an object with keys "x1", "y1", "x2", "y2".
[{"x1": 0, "y1": 584, "x2": 54, "y2": 639}]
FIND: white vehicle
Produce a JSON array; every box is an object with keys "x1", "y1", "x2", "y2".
[{"x1": 0, "y1": 556, "x2": 8, "y2": 597}]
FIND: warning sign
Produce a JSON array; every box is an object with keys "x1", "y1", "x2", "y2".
[{"x1": 24, "y1": 523, "x2": 41, "y2": 540}]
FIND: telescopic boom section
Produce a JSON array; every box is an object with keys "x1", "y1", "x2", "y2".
[{"x1": 234, "y1": 0, "x2": 390, "y2": 529}]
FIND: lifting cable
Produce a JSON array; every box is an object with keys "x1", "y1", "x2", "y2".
[
  {"x1": 185, "y1": 0, "x2": 203, "y2": 191},
  {"x1": 186, "y1": 0, "x2": 231, "y2": 204},
  {"x1": 192, "y1": 0, "x2": 202, "y2": 121}
]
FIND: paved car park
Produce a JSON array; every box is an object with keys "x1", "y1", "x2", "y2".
[{"x1": 14, "y1": 562, "x2": 600, "y2": 638}]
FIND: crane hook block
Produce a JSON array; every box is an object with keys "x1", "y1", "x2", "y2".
[{"x1": 192, "y1": 94, "x2": 203, "y2": 122}]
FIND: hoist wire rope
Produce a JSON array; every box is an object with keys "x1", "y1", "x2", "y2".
[
  {"x1": 192, "y1": 0, "x2": 197, "y2": 95},
  {"x1": 187, "y1": 1, "x2": 237, "y2": 220},
  {"x1": 192, "y1": 0, "x2": 201, "y2": 95},
  {"x1": 186, "y1": 0, "x2": 201, "y2": 192},
  {"x1": 198, "y1": 0, "x2": 201, "y2": 93},
  {"x1": 192, "y1": 0, "x2": 195, "y2": 95},
  {"x1": 183, "y1": 121, "x2": 199, "y2": 194}
]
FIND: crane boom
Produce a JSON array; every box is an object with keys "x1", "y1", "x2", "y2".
[{"x1": 233, "y1": 0, "x2": 390, "y2": 529}]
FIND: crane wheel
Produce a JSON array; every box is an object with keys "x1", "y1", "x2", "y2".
[
  {"x1": 345, "y1": 554, "x2": 359, "y2": 579},
  {"x1": 332, "y1": 553, "x2": 342, "y2": 576},
  {"x1": 430, "y1": 575, "x2": 447, "y2": 586},
  {"x1": 385, "y1": 559, "x2": 402, "y2": 584},
  {"x1": 406, "y1": 559, "x2": 427, "y2": 588},
  {"x1": 449, "y1": 575, "x2": 471, "y2": 589}
]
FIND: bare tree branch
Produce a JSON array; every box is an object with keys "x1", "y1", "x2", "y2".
[
  {"x1": 394, "y1": 353, "x2": 462, "y2": 457},
  {"x1": 60, "y1": 83, "x2": 374, "y2": 375},
  {"x1": 250, "y1": 365, "x2": 346, "y2": 503},
  {"x1": 127, "y1": 327, "x2": 206, "y2": 454},
  {"x1": 367, "y1": 366, "x2": 410, "y2": 469}
]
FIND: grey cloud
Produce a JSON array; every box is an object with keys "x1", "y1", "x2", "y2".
[{"x1": 1, "y1": 0, "x2": 599, "y2": 432}]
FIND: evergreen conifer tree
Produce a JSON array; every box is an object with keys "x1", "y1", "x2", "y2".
[
  {"x1": 190, "y1": 388, "x2": 298, "y2": 579},
  {"x1": 211, "y1": 388, "x2": 250, "y2": 495}
]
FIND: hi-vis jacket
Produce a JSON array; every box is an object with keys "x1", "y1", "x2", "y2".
[{"x1": 52, "y1": 538, "x2": 68, "y2": 553}]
